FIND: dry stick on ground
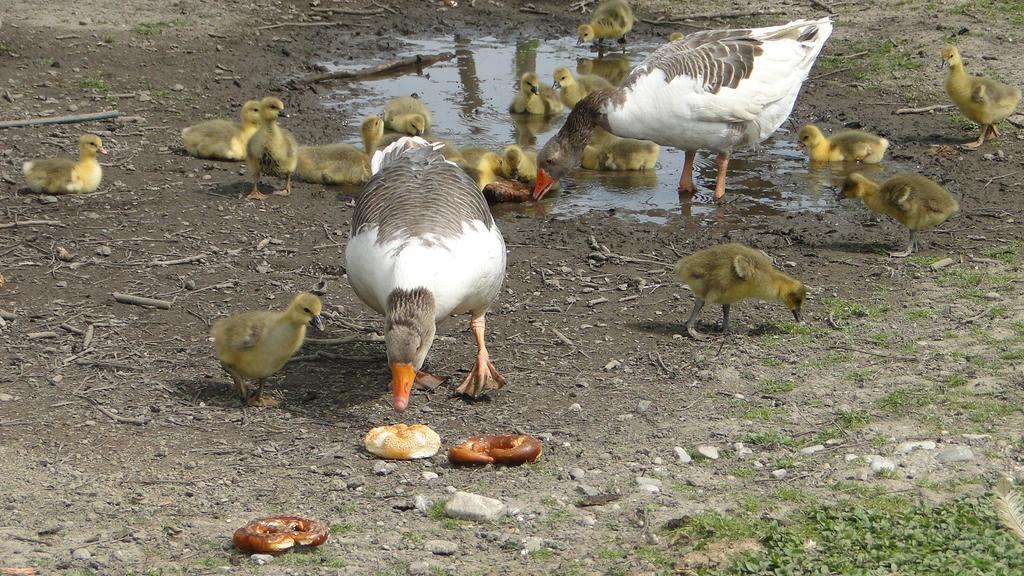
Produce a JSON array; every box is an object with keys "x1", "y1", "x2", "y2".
[
  {"x1": 111, "y1": 292, "x2": 172, "y2": 309},
  {"x1": 0, "y1": 309, "x2": 16, "y2": 321},
  {"x1": 289, "y1": 52, "x2": 456, "y2": 86},
  {"x1": 309, "y1": 7, "x2": 385, "y2": 15},
  {"x1": 0, "y1": 219, "x2": 66, "y2": 230},
  {"x1": 521, "y1": 6, "x2": 551, "y2": 15},
  {"x1": 0, "y1": 110, "x2": 120, "y2": 129},
  {"x1": 255, "y1": 21, "x2": 369, "y2": 31},
  {"x1": 83, "y1": 324, "x2": 94, "y2": 349},
  {"x1": 77, "y1": 395, "x2": 150, "y2": 425},
  {"x1": 895, "y1": 104, "x2": 956, "y2": 114},
  {"x1": 150, "y1": 253, "x2": 207, "y2": 266},
  {"x1": 811, "y1": 67, "x2": 851, "y2": 81}
]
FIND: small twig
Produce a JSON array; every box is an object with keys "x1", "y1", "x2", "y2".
[
  {"x1": 288, "y1": 52, "x2": 455, "y2": 86},
  {"x1": 82, "y1": 324, "x2": 95, "y2": 349},
  {"x1": 59, "y1": 323, "x2": 84, "y2": 336},
  {"x1": 0, "y1": 110, "x2": 120, "y2": 129},
  {"x1": 310, "y1": 6, "x2": 384, "y2": 15},
  {"x1": 960, "y1": 306, "x2": 994, "y2": 325},
  {"x1": 0, "y1": 219, "x2": 66, "y2": 230},
  {"x1": 551, "y1": 328, "x2": 575, "y2": 347},
  {"x1": 0, "y1": 309, "x2": 17, "y2": 321},
  {"x1": 979, "y1": 171, "x2": 1020, "y2": 188},
  {"x1": 78, "y1": 395, "x2": 150, "y2": 426},
  {"x1": 27, "y1": 331, "x2": 59, "y2": 340},
  {"x1": 255, "y1": 20, "x2": 366, "y2": 31},
  {"x1": 811, "y1": 67, "x2": 851, "y2": 81},
  {"x1": 305, "y1": 334, "x2": 384, "y2": 344},
  {"x1": 111, "y1": 292, "x2": 172, "y2": 309},
  {"x1": 150, "y1": 253, "x2": 207, "y2": 266},
  {"x1": 520, "y1": 6, "x2": 550, "y2": 15},
  {"x1": 895, "y1": 104, "x2": 955, "y2": 114}
]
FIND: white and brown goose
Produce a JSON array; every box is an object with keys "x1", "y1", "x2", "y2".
[
  {"x1": 534, "y1": 17, "x2": 833, "y2": 201},
  {"x1": 345, "y1": 137, "x2": 507, "y2": 412}
]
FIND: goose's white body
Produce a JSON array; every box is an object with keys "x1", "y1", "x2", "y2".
[
  {"x1": 604, "y1": 18, "x2": 833, "y2": 154},
  {"x1": 346, "y1": 137, "x2": 506, "y2": 325},
  {"x1": 346, "y1": 222, "x2": 505, "y2": 323}
]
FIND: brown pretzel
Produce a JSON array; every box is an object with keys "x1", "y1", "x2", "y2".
[
  {"x1": 232, "y1": 516, "x2": 328, "y2": 553},
  {"x1": 448, "y1": 435, "x2": 543, "y2": 466}
]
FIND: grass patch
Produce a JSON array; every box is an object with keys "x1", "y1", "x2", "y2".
[
  {"x1": 742, "y1": 406, "x2": 786, "y2": 421},
  {"x1": 877, "y1": 388, "x2": 932, "y2": 413},
  {"x1": 132, "y1": 19, "x2": 191, "y2": 35},
  {"x1": 744, "y1": 431, "x2": 796, "y2": 448},
  {"x1": 329, "y1": 522, "x2": 356, "y2": 534},
  {"x1": 76, "y1": 77, "x2": 110, "y2": 91},
  {"x1": 760, "y1": 379, "x2": 796, "y2": 394},
  {"x1": 823, "y1": 298, "x2": 868, "y2": 322},
  {"x1": 980, "y1": 242, "x2": 1021, "y2": 264},
  {"x1": 906, "y1": 308, "x2": 935, "y2": 320},
  {"x1": 717, "y1": 492, "x2": 1024, "y2": 574}
]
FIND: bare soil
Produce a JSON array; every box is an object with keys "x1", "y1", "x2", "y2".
[{"x1": 1, "y1": 1, "x2": 1023, "y2": 575}]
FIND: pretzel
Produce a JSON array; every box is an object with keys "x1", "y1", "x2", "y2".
[
  {"x1": 448, "y1": 435, "x2": 543, "y2": 466},
  {"x1": 364, "y1": 423, "x2": 441, "y2": 459},
  {"x1": 232, "y1": 516, "x2": 328, "y2": 553}
]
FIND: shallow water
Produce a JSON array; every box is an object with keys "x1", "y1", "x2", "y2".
[{"x1": 322, "y1": 36, "x2": 879, "y2": 224}]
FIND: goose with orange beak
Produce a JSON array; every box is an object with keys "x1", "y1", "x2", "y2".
[
  {"x1": 534, "y1": 17, "x2": 833, "y2": 202},
  {"x1": 345, "y1": 137, "x2": 508, "y2": 412}
]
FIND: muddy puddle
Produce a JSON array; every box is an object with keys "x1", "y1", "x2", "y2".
[{"x1": 321, "y1": 36, "x2": 890, "y2": 225}]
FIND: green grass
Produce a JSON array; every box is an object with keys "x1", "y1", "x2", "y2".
[
  {"x1": 877, "y1": 388, "x2": 932, "y2": 413},
  {"x1": 132, "y1": 19, "x2": 191, "y2": 35},
  {"x1": 760, "y1": 379, "x2": 796, "y2": 394},
  {"x1": 980, "y1": 242, "x2": 1021, "y2": 264},
  {"x1": 76, "y1": 77, "x2": 110, "y2": 91},
  {"x1": 823, "y1": 298, "x2": 868, "y2": 322},
  {"x1": 714, "y1": 492, "x2": 1024, "y2": 575},
  {"x1": 743, "y1": 431, "x2": 796, "y2": 448},
  {"x1": 742, "y1": 406, "x2": 786, "y2": 421},
  {"x1": 906, "y1": 308, "x2": 936, "y2": 320},
  {"x1": 329, "y1": 521, "x2": 356, "y2": 534}
]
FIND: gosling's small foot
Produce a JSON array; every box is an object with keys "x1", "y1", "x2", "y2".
[
  {"x1": 246, "y1": 394, "x2": 280, "y2": 407},
  {"x1": 887, "y1": 248, "x2": 913, "y2": 258},
  {"x1": 246, "y1": 188, "x2": 267, "y2": 200},
  {"x1": 455, "y1": 359, "x2": 507, "y2": 398},
  {"x1": 414, "y1": 371, "x2": 447, "y2": 391},
  {"x1": 273, "y1": 188, "x2": 291, "y2": 197}
]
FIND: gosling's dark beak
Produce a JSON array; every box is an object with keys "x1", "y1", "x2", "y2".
[
  {"x1": 576, "y1": 37, "x2": 583, "y2": 46},
  {"x1": 509, "y1": 168, "x2": 519, "y2": 180},
  {"x1": 795, "y1": 142, "x2": 804, "y2": 150},
  {"x1": 530, "y1": 85, "x2": 540, "y2": 95},
  {"x1": 553, "y1": 81, "x2": 561, "y2": 90},
  {"x1": 792, "y1": 309, "x2": 802, "y2": 323},
  {"x1": 310, "y1": 315, "x2": 324, "y2": 331}
]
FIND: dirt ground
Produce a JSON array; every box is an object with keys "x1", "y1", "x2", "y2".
[{"x1": 1, "y1": 0, "x2": 1023, "y2": 574}]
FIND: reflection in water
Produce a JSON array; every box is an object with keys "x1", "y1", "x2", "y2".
[
  {"x1": 805, "y1": 162, "x2": 885, "y2": 194},
  {"x1": 321, "y1": 37, "x2": 912, "y2": 225},
  {"x1": 577, "y1": 54, "x2": 632, "y2": 86}
]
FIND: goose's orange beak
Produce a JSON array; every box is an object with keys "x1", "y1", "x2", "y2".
[
  {"x1": 390, "y1": 362, "x2": 415, "y2": 412},
  {"x1": 533, "y1": 169, "x2": 554, "y2": 201}
]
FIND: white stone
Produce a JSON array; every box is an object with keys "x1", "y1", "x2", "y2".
[
  {"x1": 414, "y1": 494, "x2": 431, "y2": 513},
  {"x1": 673, "y1": 447, "x2": 692, "y2": 463},
  {"x1": 422, "y1": 471, "x2": 439, "y2": 481},
  {"x1": 696, "y1": 445, "x2": 719, "y2": 460},
  {"x1": 867, "y1": 455, "x2": 896, "y2": 473},
  {"x1": 72, "y1": 548, "x2": 92, "y2": 561},
  {"x1": 936, "y1": 445, "x2": 974, "y2": 464},
  {"x1": 0, "y1": 393, "x2": 14, "y2": 402},
  {"x1": 637, "y1": 400, "x2": 652, "y2": 413},
  {"x1": 425, "y1": 540, "x2": 458, "y2": 556},
  {"x1": 569, "y1": 403, "x2": 582, "y2": 412},
  {"x1": 799, "y1": 445, "x2": 825, "y2": 456},
  {"x1": 635, "y1": 476, "x2": 662, "y2": 488},
  {"x1": 844, "y1": 454, "x2": 859, "y2": 462},
  {"x1": 897, "y1": 440, "x2": 937, "y2": 453},
  {"x1": 771, "y1": 468, "x2": 787, "y2": 479},
  {"x1": 408, "y1": 561, "x2": 433, "y2": 575},
  {"x1": 444, "y1": 491, "x2": 506, "y2": 522},
  {"x1": 250, "y1": 553, "x2": 273, "y2": 565},
  {"x1": 638, "y1": 483, "x2": 660, "y2": 494}
]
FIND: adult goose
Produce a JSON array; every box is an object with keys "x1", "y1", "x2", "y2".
[
  {"x1": 534, "y1": 17, "x2": 833, "y2": 201},
  {"x1": 345, "y1": 137, "x2": 507, "y2": 412}
]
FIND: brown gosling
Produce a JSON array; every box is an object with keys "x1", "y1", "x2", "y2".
[
  {"x1": 211, "y1": 292, "x2": 324, "y2": 407},
  {"x1": 245, "y1": 96, "x2": 298, "y2": 200},
  {"x1": 23, "y1": 134, "x2": 107, "y2": 194},
  {"x1": 942, "y1": 45, "x2": 1021, "y2": 148},
  {"x1": 181, "y1": 100, "x2": 261, "y2": 161},
  {"x1": 674, "y1": 243, "x2": 806, "y2": 340},
  {"x1": 841, "y1": 172, "x2": 960, "y2": 257},
  {"x1": 797, "y1": 124, "x2": 889, "y2": 164}
]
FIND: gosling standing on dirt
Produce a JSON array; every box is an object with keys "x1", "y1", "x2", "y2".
[
  {"x1": 840, "y1": 173, "x2": 959, "y2": 257},
  {"x1": 674, "y1": 244, "x2": 806, "y2": 340},
  {"x1": 942, "y1": 45, "x2": 1021, "y2": 148},
  {"x1": 245, "y1": 96, "x2": 298, "y2": 199},
  {"x1": 211, "y1": 292, "x2": 324, "y2": 407},
  {"x1": 23, "y1": 134, "x2": 107, "y2": 194}
]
